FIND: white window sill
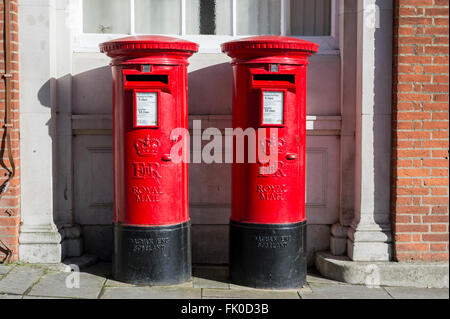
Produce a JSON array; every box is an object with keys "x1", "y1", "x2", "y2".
[{"x1": 73, "y1": 33, "x2": 339, "y2": 55}]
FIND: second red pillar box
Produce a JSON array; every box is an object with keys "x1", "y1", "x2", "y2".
[
  {"x1": 222, "y1": 36, "x2": 318, "y2": 289},
  {"x1": 100, "y1": 36, "x2": 198, "y2": 285}
]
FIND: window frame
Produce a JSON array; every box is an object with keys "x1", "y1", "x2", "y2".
[{"x1": 73, "y1": 0, "x2": 339, "y2": 54}]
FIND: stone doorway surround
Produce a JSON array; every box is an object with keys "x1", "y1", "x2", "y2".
[
  {"x1": 329, "y1": 0, "x2": 393, "y2": 262},
  {"x1": 321, "y1": 0, "x2": 449, "y2": 289}
]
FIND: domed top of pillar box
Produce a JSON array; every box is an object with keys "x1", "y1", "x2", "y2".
[
  {"x1": 221, "y1": 35, "x2": 319, "y2": 65},
  {"x1": 100, "y1": 35, "x2": 199, "y2": 65}
]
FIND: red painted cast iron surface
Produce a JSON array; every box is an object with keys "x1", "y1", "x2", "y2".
[
  {"x1": 222, "y1": 36, "x2": 318, "y2": 224},
  {"x1": 100, "y1": 36, "x2": 198, "y2": 226}
]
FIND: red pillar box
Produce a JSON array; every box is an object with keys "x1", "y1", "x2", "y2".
[
  {"x1": 222, "y1": 36, "x2": 318, "y2": 289},
  {"x1": 100, "y1": 36, "x2": 198, "y2": 285}
]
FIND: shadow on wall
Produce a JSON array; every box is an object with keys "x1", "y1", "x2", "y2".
[
  {"x1": 37, "y1": 66, "x2": 113, "y2": 260},
  {"x1": 188, "y1": 62, "x2": 232, "y2": 115},
  {"x1": 72, "y1": 66, "x2": 112, "y2": 114},
  {"x1": 36, "y1": 62, "x2": 234, "y2": 263}
]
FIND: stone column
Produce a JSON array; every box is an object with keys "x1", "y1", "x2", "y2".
[
  {"x1": 347, "y1": 0, "x2": 393, "y2": 261},
  {"x1": 18, "y1": 0, "x2": 61, "y2": 263},
  {"x1": 330, "y1": 0, "x2": 358, "y2": 256}
]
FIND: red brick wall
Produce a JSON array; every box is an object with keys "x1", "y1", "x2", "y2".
[
  {"x1": 392, "y1": 0, "x2": 449, "y2": 261},
  {"x1": 0, "y1": 0, "x2": 20, "y2": 263}
]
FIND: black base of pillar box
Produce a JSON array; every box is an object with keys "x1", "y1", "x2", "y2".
[
  {"x1": 229, "y1": 220, "x2": 307, "y2": 289},
  {"x1": 113, "y1": 221, "x2": 191, "y2": 285}
]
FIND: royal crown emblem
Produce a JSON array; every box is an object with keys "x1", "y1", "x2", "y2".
[
  {"x1": 135, "y1": 135, "x2": 160, "y2": 157},
  {"x1": 260, "y1": 134, "x2": 285, "y2": 155}
]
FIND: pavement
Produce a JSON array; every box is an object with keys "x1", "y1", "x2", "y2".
[{"x1": 0, "y1": 262, "x2": 448, "y2": 299}]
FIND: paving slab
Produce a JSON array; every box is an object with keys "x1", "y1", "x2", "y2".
[
  {"x1": 298, "y1": 284, "x2": 313, "y2": 294},
  {"x1": 193, "y1": 265, "x2": 229, "y2": 284},
  {"x1": 0, "y1": 266, "x2": 44, "y2": 295},
  {"x1": 226, "y1": 269, "x2": 342, "y2": 290},
  {"x1": 0, "y1": 264, "x2": 13, "y2": 275},
  {"x1": 0, "y1": 294, "x2": 23, "y2": 299},
  {"x1": 229, "y1": 283, "x2": 263, "y2": 290},
  {"x1": 300, "y1": 283, "x2": 392, "y2": 299},
  {"x1": 384, "y1": 287, "x2": 449, "y2": 299},
  {"x1": 2, "y1": 262, "x2": 448, "y2": 300},
  {"x1": 101, "y1": 286, "x2": 202, "y2": 299},
  {"x1": 28, "y1": 271, "x2": 106, "y2": 299},
  {"x1": 152, "y1": 280, "x2": 194, "y2": 288},
  {"x1": 105, "y1": 277, "x2": 193, "y2": 288},
  {"x1": 23, "y1": 296, "x2": 72, "y2": 299},
  {"x1": 80, "y1": 261, "x2": 112, "y2": 277},
  {"x1": 228, "y1": 283, "x2": 312, "y2": 294},
  {"x1": 30, "y1": 263, "x2": 72, "y2": 272},
  {"x1": 194, "y1": 277, "x2": 230, "y2": 289},
  {"x1": 202, "y1": 288, "x2": 300, "y2": 299},
  {"x1": 104, "y1": 278, "x2": 138, "y2": 288},
  {"x1": 307, "y1": 271, "x2": 347, "y2": 285}
]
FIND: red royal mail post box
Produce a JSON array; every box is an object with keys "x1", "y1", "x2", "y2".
[
  {"x1": 100, "y1": 36, "x2": 198, "y2": 284},
  {"x1": 222, "y1": 36, "x2": 318, "y2": 289}
]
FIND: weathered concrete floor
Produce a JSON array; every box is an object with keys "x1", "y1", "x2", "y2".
[{"x1": 0, "y1": 263, "x2": 448, "y2": 299}]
